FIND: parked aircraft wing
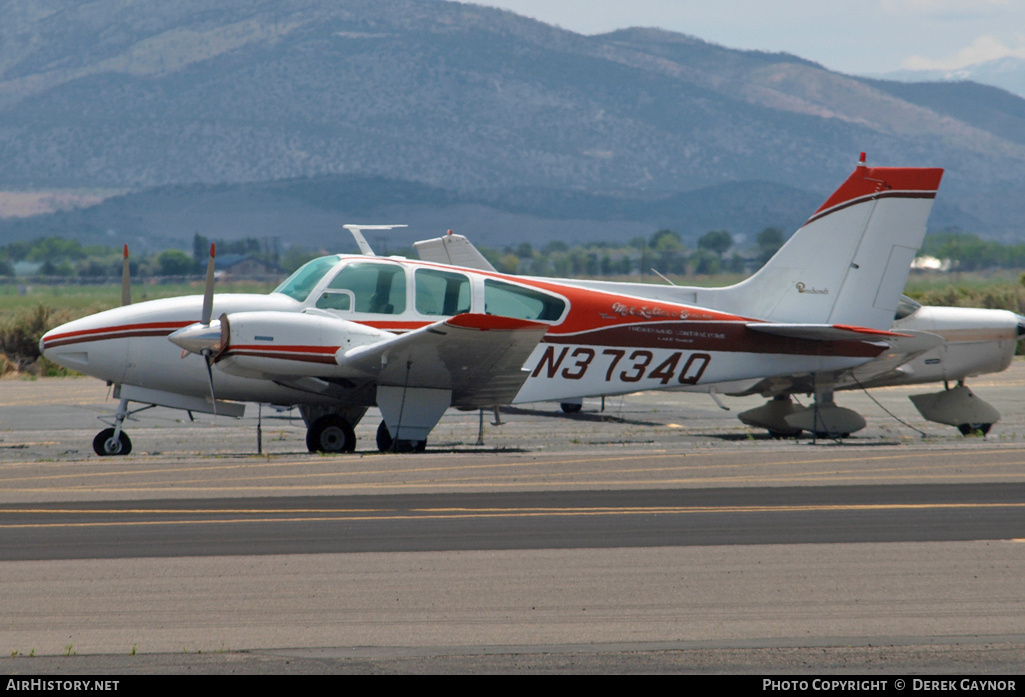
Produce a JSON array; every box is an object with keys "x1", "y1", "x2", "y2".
[{"x1": 338, "y1": 313, "x2": 548, "y2": 406}]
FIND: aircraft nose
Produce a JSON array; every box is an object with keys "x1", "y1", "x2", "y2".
[
  {"x1": 39, "y1": 323, "x2": 70, "y2": 358},
  {"x1": 38, "y1": 320, "x2": 90, "y2": 372}
]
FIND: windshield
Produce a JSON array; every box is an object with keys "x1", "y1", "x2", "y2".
[
  {"x1": 273, "y1": 256, "x2": 341, "y2": 302},
  {"x1": 894, "y1": 294, "x2": 922, "y2": 320}
]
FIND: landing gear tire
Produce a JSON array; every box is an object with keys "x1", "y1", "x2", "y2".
[
  {"x1": 560, "y1": 402, "x2": 582, "y2": 414},
  {"x1": 957, "y1": 423, "x2": 991, "y2": 436},
  {"x1": 93, "y1": 428, "x2": 132, "y2": 456},
  {"x1": 376, "y1": 421, "x2": 427, "y2": 453},
  {"x1": 306, "y1": 415, "x2": 356, "y2": 453},
  {"x1": 813, "y1": 431, "x2": 850, "y2": 440}
]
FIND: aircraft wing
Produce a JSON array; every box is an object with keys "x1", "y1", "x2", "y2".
[{"x1": 339, "y1": 313, "x2": 548, "y2": 406}]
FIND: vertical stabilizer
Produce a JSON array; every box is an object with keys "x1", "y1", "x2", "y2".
[
  {"x1": 415, "y1": 231, "x2": 497, "y2": 271},
  {"x1": 709, "y1": 157, "x2": 943, "y2": 329}
]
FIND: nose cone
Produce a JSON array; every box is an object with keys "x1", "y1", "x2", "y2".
[
  {"x1": 168, "y1": 320, "x2": 223, "y2": 355},
  {"x1": 38, "y1": 317, "x2": 107, "y2": 374}
]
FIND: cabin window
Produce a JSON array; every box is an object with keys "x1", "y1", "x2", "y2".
[
  {"x1": 894, "y1": 294, "x2": 921, "y2": 320},
  {"x1": 316, "y1": 261, "x2": 407, "y2": 315},
  {"x1": 484, "y1": 279, "x2": 565, "y2": 321},
  {"x1": 273, "y1": 255, "x2": 340, "y2": 302},
  {"x1": 415, "y1": 268, "x2": 471, "y2": 316}
]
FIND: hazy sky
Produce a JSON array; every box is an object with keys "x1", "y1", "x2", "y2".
[{"x1": 476, "y1": 0, "x2": 1025, "y2": 75}]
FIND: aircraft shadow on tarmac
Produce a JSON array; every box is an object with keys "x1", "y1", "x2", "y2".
[{"x1": 497, "y1": 406, "x2": 663, "y2": 427}]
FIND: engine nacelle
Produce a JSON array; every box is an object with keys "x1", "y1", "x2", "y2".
[{"x1": 214, "y1": 311, "x2": 394, "y2": 379}]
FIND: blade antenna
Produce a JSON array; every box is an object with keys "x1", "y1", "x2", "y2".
[
  {"x1": 121, "y1": 244, "x2": 132, "y2": 306},
  {"x1": 343, "y1": 224, "x2": 408, "y2": 256}
]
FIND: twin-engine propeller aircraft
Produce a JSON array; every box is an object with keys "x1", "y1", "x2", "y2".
[{"x1": 41, "y1": 156, "x2": 944, "y2": 455}]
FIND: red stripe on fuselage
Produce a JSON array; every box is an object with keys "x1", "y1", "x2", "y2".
[
  {"x1": 218, "y1": 346, "x2": 339, "y2": 365},
  {"x1": 41, "y1": 321, "x2": 194, "y2": 348}
]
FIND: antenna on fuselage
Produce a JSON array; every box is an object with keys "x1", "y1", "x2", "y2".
[
  {"x1": 343, "y1": 224, "x2": 408, "y2": 256},
  {"x1": 651, "y1": 268, "x2": 677, "y2": 287},
  {"x1": 121, "y1": 244, "x2": 132, "y2": 306}
]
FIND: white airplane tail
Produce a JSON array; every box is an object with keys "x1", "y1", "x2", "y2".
[{"x1": 707, "y1": 156, "x2": 944, "y2": 329}]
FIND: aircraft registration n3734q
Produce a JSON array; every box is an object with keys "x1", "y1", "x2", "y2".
[{"x1": 41, "y1": 155, "x2": 945, "y2": 455}]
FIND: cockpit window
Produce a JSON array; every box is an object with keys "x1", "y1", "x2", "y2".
[
  {"x1": 894, "y1": 294, "x2": 921, "y2": 320},
  {"x1": 484, "y1": 279, "x2": 565, "y2": 321},
  {"x1": 415, "y1": 268, "x2": 471, "y2": 316},
  {"x1": 316, "y1": 261, "x2": 407, "y2": 315},
  {"x1": 273, "y1": 256, "x2": 340, "y2": 302}
]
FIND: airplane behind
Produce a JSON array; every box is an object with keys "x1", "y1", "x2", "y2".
[
  {"x1": 41, "y1": 156, "x2": 944, "y2": 455},
  {"x1": 726, "y1": 296, "x2": 1025, "y2": 437}
]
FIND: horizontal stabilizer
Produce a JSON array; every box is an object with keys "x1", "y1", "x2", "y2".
[{"x1": 745, "y1": 322, "x2": 909, "y2": 343}]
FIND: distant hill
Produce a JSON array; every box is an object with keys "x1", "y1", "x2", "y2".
[
  {"x1": 879, "y1": 56, "x2": 1025, "y2": 100},
  {"x1": 0, "y1": 175, "x2": 828, "y2": 254},
  {"x1": 1, "y1": 0, "x2": 1023, "y2": 242}
]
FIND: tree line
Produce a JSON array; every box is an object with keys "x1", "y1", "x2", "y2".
[{"x1": 2, "y1": 228, "x2": 1024, "y2": 282}]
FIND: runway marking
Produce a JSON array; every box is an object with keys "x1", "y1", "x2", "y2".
[
  {"x1": 2, "y1": 501, "x2": 1024, "y2": 529},
  {"x1": 3, "y1": 448, "x2": 1025, "y2": 495},
  {"x1": 3, "y1": 446, "x2": 1025, "y2": 481}
]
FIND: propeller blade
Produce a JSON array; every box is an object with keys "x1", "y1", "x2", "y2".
[
  {"x1": 121, "y1": 244, "x2": 131, "y2": 306},
  {"x1": 201, "y1": 243, "x2": 216, "y2": 326},
  {"x1": 202, "y1": 351, "x2": 217, "y2": 416}
]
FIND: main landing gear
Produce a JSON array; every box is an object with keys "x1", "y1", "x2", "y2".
[
  {"x1": 738, "y1": 393, "x2": 866, "y2": 439},
  {"x1": 376, "y1": 421, "x2": 426, "y2": 453},
  {"x1": 301, "y1": 406, "x2": 366, "y2": 454},
  {"x1": 305, "y1": 415, "x2": 357, "y2": 453},
  {"x1": 910, "y1": 381, "x2": 999, "y2": 437}
]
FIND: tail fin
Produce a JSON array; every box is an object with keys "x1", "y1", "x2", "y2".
[{"x1": 711, "y1": 157, "x2": 943, "y2": 329}]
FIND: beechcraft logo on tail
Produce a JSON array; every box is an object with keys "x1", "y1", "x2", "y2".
[{"x1": 795, "y1": 282, "x2": 829, "y2": 295}]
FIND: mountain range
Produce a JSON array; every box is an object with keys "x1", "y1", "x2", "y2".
[
  {"x1": 880, "y1": 56, "x2": 1025, "y2": 101},
  {"x1": 1, "y1": 0, "x2": 1023, "y2": 251}
]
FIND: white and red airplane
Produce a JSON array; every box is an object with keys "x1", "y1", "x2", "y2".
[{"x1": 41, "y1": 156, "x2": 944, "y2": 455}]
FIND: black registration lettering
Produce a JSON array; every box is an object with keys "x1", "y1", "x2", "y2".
[
  {"x1": 531, "y1": 345, "x2": 569, "y2": 378},
  {"x1": 620, "y1": 350, "x2": 653, "y2": 382},
  {"x1": 678, "y1": 353, "x2": 711, "y2": 385},
  {"x1": 561, "y1": 348, "x2": 595, "y2": 380}
]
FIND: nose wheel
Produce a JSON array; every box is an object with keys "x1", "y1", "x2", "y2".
[{"x1": 93, "y1": 428, "x2": 132, "y2": 456}]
